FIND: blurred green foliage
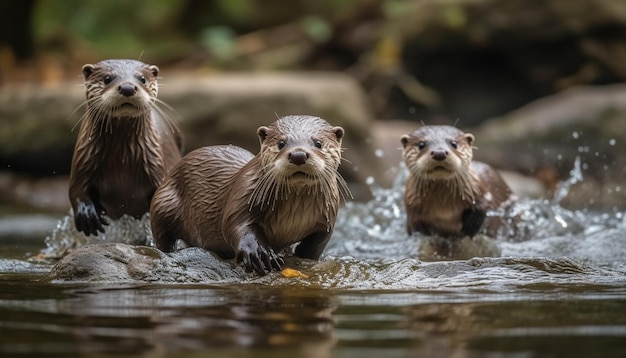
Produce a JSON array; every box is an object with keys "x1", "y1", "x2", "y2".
[
  {"x1": 33, "y1": 0, "x2": 188, "y2": 58},
  {"x1": 26, "y1": 0, "x2": 370, "y2": 62}
]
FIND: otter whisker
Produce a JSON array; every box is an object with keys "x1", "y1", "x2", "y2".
[
  {"x1": 250, "y1": 165, "x2": 283, "y2": 210},
  {"x1": 70, "y1": 101, "x2": 91, "y2": 132},
  {"x1": 152, "y1": 97, "x2": 181, "y2": 134},
  {"x1": 334, "y1": 170, "x2": 352, "y2": 202}
]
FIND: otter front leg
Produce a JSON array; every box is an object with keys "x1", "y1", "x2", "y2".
[
  {"x1": 73, "y1": 191, "x2": 108, "y2": 236},
  {"x1": 235, "y1": 224, "x2": 284, "y2": 275},
  {"x1": 461, "y1": 206, "x2": 486, "y2": 237},
  {"x1": 294, "y1": 231, "x2": 332, "y2": 260}
]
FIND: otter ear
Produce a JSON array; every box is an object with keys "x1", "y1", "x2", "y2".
[
  {"x1": 332, "y1": 126, "x2": 344, "y2": 141},
  {"x1": 257, "y1": 126, "x2": 270, "y2": 144},
  {"x1": 401, "y1": 134, "x2": 410, "y2": 148},
  {"x1": 82, "y1": 64, "x2": 95, "y2": 80},
  {"x1": 149, "y1": 65, "x2": 159, "y2": 78},
  {"x1": 464, "y1": 133, "x2": 475, "y2": 145}
]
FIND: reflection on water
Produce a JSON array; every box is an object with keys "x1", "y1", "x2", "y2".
[
  {"x1": 1, "y1": 274, "x2": 625, "y2": 357},
  {"x1": 0, "y1": 278, "x2": 337, "y2": 357},
  {"x1": 1, "y1": 159, "x2": 626, "y2": 356}
]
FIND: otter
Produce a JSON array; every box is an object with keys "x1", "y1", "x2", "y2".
[
  {"x1": 150, "y1": 115, "x2": 349, "y2": 275},
  {"x1": 69, "y1": 59, "x2": 183, "y2": 236},
  {"x1": 401, "y1": 125, "x2": 513, "y2": 238}
]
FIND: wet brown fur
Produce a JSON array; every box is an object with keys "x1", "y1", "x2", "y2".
[
  {"x1": 401, "y1": 125, "x2": 512, "y2": 238},
  {"x1": 69, "y1": 59, "x2": 183, "y2": 236},
  {"x1": 150, "y1": 115, "x2": 348, "y2": 275}
]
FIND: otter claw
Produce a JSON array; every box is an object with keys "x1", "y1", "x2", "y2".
[
  {"x1": 236, "y1": 239, "x2": 283, "y2": 275},
  {"x1": 75, "y1": 201, "x2": 108, "y2": 236}
]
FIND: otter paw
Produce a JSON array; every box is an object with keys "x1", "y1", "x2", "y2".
[
  {"x1": 235, "y1": 240, "x2": 284, "y2": 275},
  {"x1": 74, "y1": 201, "x2": 108, "y2": 236}
]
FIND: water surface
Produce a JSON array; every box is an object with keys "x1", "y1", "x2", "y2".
[{"x1": 1, "y1": 162, "x2": 625, "y2": 357}]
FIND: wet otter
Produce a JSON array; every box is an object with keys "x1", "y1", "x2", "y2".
[
  {"x1": 150, "y1": 115, "x2": 349, "y2": 275},
  {"x1": 401, "y1": 125, "x2": 513, "y2": 238},
  {"x1": 69, "y1": 59, "x2": 183, "y2": 236}
]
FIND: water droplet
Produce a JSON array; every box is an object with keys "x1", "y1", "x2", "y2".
[
  {"x1": 374, "y1": 149, "x2": 384, "y2": 158},
  {"x1": 365, "y1": 176, "x2": 375, "y2": 185},
  {"x1": 572, "y1": 131, "x2": 579, "y2": 139},
  {"x1": 609, "y1": 138, "x2": 616, "y2": 146}
]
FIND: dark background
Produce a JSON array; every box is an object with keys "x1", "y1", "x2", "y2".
[{"x1": 3, "y1": 0, "x2": 626, "y2": 123}]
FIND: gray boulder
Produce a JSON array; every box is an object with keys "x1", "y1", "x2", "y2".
[
  {"x1": 0, "y1": 71, "x2": 378, "y2": 198},
  {"x1": 471, "y1": 84, "x2": 626, "y2": 209}
]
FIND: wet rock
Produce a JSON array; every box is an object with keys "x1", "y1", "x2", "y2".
[
  {"x1": 46, "y1": 243, "x2": 242, "y2": 283},
  {"x1": 46, "y1": 244, "x2": 158, "y2": 282}
]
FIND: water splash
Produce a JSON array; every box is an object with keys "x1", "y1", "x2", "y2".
[
  {"x1": 329, "y1": 158, "x2": 626, "y2": 268},
  {"x1": 34, "y1": 158, "x2": 626, "y2": 288},
  {"x1": 39, "y1": 211, "x2": 154, "y2": 259},
  {"x1": 553, "y1": 156, "x2": 584, "y2": 204}
]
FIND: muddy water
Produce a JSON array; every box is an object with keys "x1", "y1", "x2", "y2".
[{"x1": 1, "y1": 161, "x2": 626, "y2": 357}]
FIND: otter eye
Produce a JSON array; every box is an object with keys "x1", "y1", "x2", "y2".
[
  {"x1": 314, "y1": 140, "x2": 322, "y2": 149},
  {"x1": 103, "y1": 75, "x2": 113, "y2": 85},
  {"x1": 450, "y1": 140, "x2": 458, "y2": 149},
  {"x1": 138, "y1": 75, "x2": 146, "y2": 84},
  {"x1": 277, "y1": 140, "x2": 286, "y2": 149},
  {"x1": 417, "y1": 141, "x2": 426, "y2": 150}
]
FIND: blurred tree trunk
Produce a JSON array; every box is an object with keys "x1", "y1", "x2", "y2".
[{"x1": 0, "y1": 0, "x2": 36, "y2": 59}]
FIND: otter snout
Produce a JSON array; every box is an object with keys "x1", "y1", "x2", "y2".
[
  {"x1": 118, "y1": 83, "x2": 137, "y2": 97},
  {"x1": 288, "y1": 150, "x2": 309, "y2": 165},
  {"x1": 431, "y1": 149, "x2": 448, "y2": 161}
]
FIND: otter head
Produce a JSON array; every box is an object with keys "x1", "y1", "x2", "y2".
[
  {"x1": 82, "y1": 59, "x2": 159, "y2": 119},
  {"x1": 256, "y1": 115, "x2": 344, "y2": 188},
  {"x1": 401, "y1": 125, "x2": 474, "y2": 181}
]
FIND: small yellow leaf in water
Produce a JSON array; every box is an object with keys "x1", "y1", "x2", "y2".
[{"x1": 280, "y1": 268, "x2": 309, "y2": 279}]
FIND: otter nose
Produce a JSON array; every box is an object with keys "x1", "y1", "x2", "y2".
[
  {"x1": 289, "y1": 150, "x2": 308, "y2": 165},
  {"x1": 118, "y1": 83, "x2": 137, "y2": 97},
  {"x1": 431, "y1": 149, "x2": 448, "y2": 161}
]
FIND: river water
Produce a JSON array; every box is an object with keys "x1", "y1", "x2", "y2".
[{"x1": 1, "y1": 160, "x2": 626, "y2": 357}]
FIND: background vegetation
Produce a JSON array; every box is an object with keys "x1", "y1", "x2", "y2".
[{"x1": 2, "y1": 0, "x2": 626, "y2": 123}]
